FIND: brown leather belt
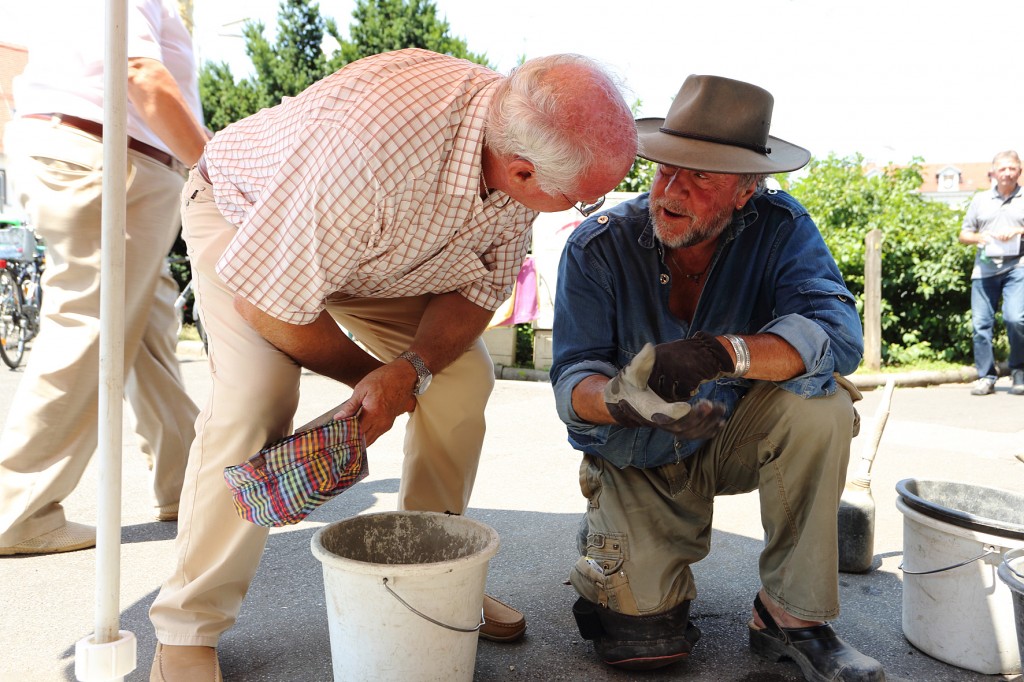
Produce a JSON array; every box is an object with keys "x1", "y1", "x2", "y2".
[{"x1": 23, "y1": 112, "x2": 185, "y2": 173}]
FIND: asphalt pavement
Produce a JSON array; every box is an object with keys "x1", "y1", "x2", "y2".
[{"x1": 0, "y1": 343, "x2": 1023, "y2": 682}]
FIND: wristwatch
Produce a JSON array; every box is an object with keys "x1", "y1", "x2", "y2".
[{"x1": 398, "y1": 350, "x2": 432, "y2": 395}]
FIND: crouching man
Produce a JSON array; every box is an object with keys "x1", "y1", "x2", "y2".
[{"x1": 549, "y1": 74, "x2": 885, "y2": 682}]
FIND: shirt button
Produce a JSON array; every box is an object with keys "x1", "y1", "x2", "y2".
[
  {"x1": 660, "y1": 273, "x2": 670, "y2": 284},
  {"x1": 597, "y1": 215, "x2": 609, "y2": 224}
]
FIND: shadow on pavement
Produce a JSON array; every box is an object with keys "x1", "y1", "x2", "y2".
[{"x1": 52, "y1": 476, "x2": 1021, "y2": 682}]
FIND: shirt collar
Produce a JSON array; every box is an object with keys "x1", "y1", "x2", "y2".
[
  {"x1": 439, "y1": 78, "x2": 500, "y2": 198},
  {"x1": 992, "y1": 184, "x2": 1022, "y2": 202}
]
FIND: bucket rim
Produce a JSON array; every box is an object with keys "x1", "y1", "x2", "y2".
[
  {"x1": 309, "y1": 510, "x2": 501, "y2": 576},
  {"x1": 997, "y1": 548, "x2": 1024, "y2": 592},
  {"x1": 895, "y1": 478, "x2": 1024, "y2": 541},
  {"x1": 1003, "y1": 547, "x2": 1024, "y2": 577}
]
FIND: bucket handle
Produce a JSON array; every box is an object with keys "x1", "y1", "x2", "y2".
[
  {"x1": 382, "y1": 577, "x2": 485, "y2": 633},
  {"x1": 898, "y1": 544, "x2": 999, "y2": 575}
]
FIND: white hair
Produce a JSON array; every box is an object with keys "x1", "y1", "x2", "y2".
[{"x1": 486, "y1": 54, "x2": 636, "y2": 195}]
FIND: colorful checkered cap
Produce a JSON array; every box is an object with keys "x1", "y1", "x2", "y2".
[{"x1": 223, "y1": 416, "x2": 368, "y2": 527}]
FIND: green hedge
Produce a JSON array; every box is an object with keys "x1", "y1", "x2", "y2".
[{"x1": 789, "y1": 155, "x2": 977, "y2": 366}]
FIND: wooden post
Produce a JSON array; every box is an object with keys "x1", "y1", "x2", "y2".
[{"x1": 864, "y1": 229, "x2": 883, "y2": 371}]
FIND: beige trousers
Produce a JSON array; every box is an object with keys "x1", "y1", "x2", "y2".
[
  {"x1": 150, "y1": 171, "x2": 494, "y2": 645},
  {"x1": 571, "y1": 380, "x2": 857, "y2": 622},
  {"x1": 0, "y1": 118, "x2": 198, "y2": 545}
]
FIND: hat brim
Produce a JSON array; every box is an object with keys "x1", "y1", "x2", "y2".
[{"x1": 636, "y1": 118, "x2": 811, "y2": 174}]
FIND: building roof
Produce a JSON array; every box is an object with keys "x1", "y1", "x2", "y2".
[{"x1": 918, "y1": 161, "x2": 992, "y2": 194}]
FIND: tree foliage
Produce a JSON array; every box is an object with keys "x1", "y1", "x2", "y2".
[
  {"x1": 333, "y1": 0, "x2": 487, "y2": 67},
  {"x1": 789, "y1": 154, "x2": 975, "y2": 366},
  {"x1": 198, "y1": 0, "x2": 488, "y2": 132},
  {"x1": 243, "y1": 0, "x2": 332, "y2": 107}
]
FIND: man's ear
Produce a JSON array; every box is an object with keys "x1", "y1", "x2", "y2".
[
  {"x1": 735, "y1": 180, "x2": 758, "y2": 209},
  {"x1": 506, "y1": 156, "x2": 537, "y2": 188}
]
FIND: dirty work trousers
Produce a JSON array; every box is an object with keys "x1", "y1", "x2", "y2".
[{"x1": 571, "y1": 379, "x2": 858, "y2": 622}]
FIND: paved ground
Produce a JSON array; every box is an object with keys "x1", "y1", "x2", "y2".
[{"x1": 0, "y1": 344, "x2": 1022, "y2": 681}]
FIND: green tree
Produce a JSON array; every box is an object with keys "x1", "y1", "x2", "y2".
[
  {"x1": 197, "y1": 0, "x2": 488, "y2": 132},
  {"x1": 197, "y1": 62, "x2": 264, "y2": 133},
  {"x1": 332, "y1": 0, "x2": 487, "y2": 67},
  {"x1": 243, "y1": 0, "x2": 332, "y2": 106},
  {"x1": 789, "y1": 154, "x2": 974, "y2": 366}
]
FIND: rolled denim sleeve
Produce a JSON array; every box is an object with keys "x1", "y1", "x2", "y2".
[
  {"x1": 552, "y1": 359, "x2": 617, "y2": 447},
  {"x1": 762, "y1": 312, "x2": 851, "y2": 397},
  {"x1": 551, "y1": 228, "x2": 613, "y2": 436}
]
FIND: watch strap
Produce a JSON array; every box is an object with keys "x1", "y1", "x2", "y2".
[{"x1": 398, "y1": 350, "x2": 431, "y2": 393}]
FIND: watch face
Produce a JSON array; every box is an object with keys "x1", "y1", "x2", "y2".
[{"x1": 415, "y1": 373, "x2": 432, "y2": 395}]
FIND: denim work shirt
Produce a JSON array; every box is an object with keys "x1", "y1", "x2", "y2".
[{"x1": 549, "y1": 190, "x2": 863, "y2": 469}]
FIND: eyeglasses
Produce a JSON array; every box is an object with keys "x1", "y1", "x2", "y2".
[{"x1": 561, "y1": 193, "x2": 606, "y2": 218}]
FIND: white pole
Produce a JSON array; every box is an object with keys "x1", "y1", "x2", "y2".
[{"x1": 74, "y1": 0, "x2": 137, "y2": 678}]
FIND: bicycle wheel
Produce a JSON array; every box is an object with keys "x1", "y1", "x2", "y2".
[{"x1": 0, "y1": 269, "x2": 26, "y2": 369}]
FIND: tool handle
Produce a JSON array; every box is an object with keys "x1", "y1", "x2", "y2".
[{"x1": 857, "y1": 378, "x2": 895, "y2": 476}]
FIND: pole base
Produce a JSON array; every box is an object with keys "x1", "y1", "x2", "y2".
[{"x1": 74, "y1": 630, "x2": 136, "y2": 682}]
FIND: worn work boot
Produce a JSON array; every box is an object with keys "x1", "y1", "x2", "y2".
[
  {"x1": 573, "y1": 597, "x2": 701, "y2": 671},
  {"x1": 749, "y1": 594, "x2": 885, "y2": 682},
  {"x1": 150, "y1": 644, "x2": 222, "y2": 682}
]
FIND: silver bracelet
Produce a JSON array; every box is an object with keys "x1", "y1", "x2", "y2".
[{"x1": 723, "y1": 334, "x2": 750, "y2": 377}]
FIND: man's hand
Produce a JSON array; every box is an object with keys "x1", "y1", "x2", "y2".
[
  {"x1": 646, "y1": 331, "x2": 734, "y2": 401},
  {"x1": 333, "y1": 362, "x2": 418, "y2": 446},
  {"x1": 987, "y1": 226, "x2": 1024, "y2": 242},
  {"x1": 604, "y1": 343, "x2": 726, "y2": 439}
]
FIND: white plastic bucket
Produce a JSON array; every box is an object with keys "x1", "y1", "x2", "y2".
[
  {"x1": 310, "y1": 511, "x2": 500, "y2": 682},
  {"x1": 999, "y1": 548, "x2": 1024, "y2": 671},
  {"x1": 896, "y1": 479, "x2": 1024, "y2": 674}
]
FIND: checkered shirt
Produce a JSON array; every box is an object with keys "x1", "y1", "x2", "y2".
[{"x1": 205, "y1": 48, "x2": 538, "y2": 324}]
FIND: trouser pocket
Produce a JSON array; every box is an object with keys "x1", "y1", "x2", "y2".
[{"x1": 571, "y1": 530, "x2": 641, "y2": 615}]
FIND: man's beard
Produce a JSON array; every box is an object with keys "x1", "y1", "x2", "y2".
[{"x1": 652, "y1": 199, "x2": 735, "y2": 249}]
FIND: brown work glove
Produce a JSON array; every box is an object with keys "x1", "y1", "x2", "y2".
[
  {"x1": 646, "y1": 331, "x2": 734, "y2": 402},
  {"x1": 604, "y1": 344, "x2": 727, "y2": 439}
]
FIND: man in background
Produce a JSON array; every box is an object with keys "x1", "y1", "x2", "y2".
[
  {"x1": 0, "y1": 0, "x2": 207, "y2": 554},
  {"x1": 958, "y1": 150, "x2": 1024, "y2": 396}
]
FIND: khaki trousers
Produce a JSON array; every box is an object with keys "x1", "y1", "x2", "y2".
[
  {"x1": 0, "y1": 119, "x2": 198, "y2": 545},
  {"x1": 571, "y1": 379, "x2": 857, "y2": 622},
  {"x1": 150, "y1": 171, "x2": 494, "y2": 645}
]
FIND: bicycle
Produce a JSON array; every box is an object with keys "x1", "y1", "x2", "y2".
[
  {"x1": 169, "y1": 256, "x2": 207, "y2": 353},
  {"x1": 0, "y1": 225, "x2": 44, "y2": 370}
]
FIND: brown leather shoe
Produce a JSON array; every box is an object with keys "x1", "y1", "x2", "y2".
[
  {"x1": 150, "y1": 644, "x2": 222, "y2": 682},
  {"x1": 480, "y1": 593, "x2": 526, "y2": 642}
]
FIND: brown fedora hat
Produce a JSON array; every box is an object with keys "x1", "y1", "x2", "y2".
[{"x1": 636, "y1": 74, "x2": 810, "y2": 174}]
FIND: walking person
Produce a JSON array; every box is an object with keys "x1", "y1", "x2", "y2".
[
  {"x1": 0, "y1": 0, "x2": 207, "y2": 555},
  {"x1": 958, "y1": 150, "x2": 1024, "y2": 395}
]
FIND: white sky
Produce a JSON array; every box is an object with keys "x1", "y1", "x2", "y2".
[{"x1": 3, "y1": 0, "x2": 1020, "y2": 165}]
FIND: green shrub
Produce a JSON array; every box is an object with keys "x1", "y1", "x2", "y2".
[{"x1": 790, "y1": 155, "x2": 975, "y2": 366}]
